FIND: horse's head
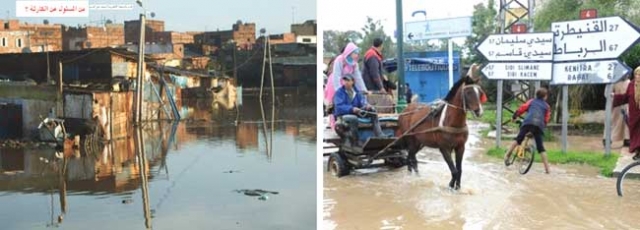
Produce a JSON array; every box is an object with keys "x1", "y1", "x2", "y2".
[{"x1": 462, "y1": 82, "x2": 486, "y2": 118}]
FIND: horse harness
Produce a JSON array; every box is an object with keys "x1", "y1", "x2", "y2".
[
  {"x1": 403, "y1": 84, "x2": 484, "y2": 136},
  {"x1": 373, "y1": 83, "x2": 483, "y2": 157}
]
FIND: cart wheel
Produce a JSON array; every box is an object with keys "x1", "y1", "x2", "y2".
[
  {"x1": 328, "y1": 153, "x2": 350, "y2": 177},
  {"x1": 385, "y1": 157, "x2": 406, "y2": 168}
]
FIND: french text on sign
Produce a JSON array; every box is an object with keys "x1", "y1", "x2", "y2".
[
  {"x1": 16, "y1": 1, "x2": 89, "y2": 17},
  {"x1": 550, "y1": 59, "x2": 631, "y2": 85},
  {"x1": 477, "y1": 33, "x2": 555, "y2": 62},
  {"x1": 551, "y1": 16, "x2": 640, "y2": 61},
  {"x1": 480, "y1": 62, "x2": 553, "y2": 80}
]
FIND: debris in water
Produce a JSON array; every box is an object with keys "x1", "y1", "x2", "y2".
[
  {"x1": 234, "y1": 189, "x2": 279, "y2": 200},
  {"x1": 223, "y1": 170, "x2": 242, "y2": 173}
]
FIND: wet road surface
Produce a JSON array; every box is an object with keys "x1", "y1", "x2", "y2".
[
  {"x1": 323, "y1": 121, "x2": 640, "y2": 229},
  {"x1": 0, "y1": 89, "x2": 316, "y2": 230}
]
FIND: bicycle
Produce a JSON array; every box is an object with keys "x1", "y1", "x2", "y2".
[
  {"x1": 616, "y1": 154, "x2": 640, "y2": 197},
  {"x1": 504, "y1": 119, "x2": 535, "y2": 175}
]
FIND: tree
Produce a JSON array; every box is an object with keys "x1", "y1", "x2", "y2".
[
  {"x1": 464, "y1": 0, "x2": 499, "y2": 101},
  {"x1": 359, "y1": 17, "x2": 395, "y2": 58},
  {"x1": 465, "y1": 0, "x2": 497, "y2": 66},
  {"x1": 323, "y1": 30, "x2": 362, "y2": 56}
]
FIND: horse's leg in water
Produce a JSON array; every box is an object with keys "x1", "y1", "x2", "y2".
[
  {"x1": 453, "y1": 145, "x2": 465, "y2": 190},
  {"x1": 439, "y1": 147, "x2": 458, "y2": 189},
  {"x1": 406, "y1": 137, "x2": 420, "y2": 173}
]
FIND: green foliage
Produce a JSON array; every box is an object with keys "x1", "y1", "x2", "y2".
[
  {"x1": 465, "y1": 0, "x2": 499, "y2": 102},
  {"x1": 323, "y1": 30, "x2": 363, "y2": 56},
  {"x1": 487, "y1": 147, "x2": 619, "y2": 177},
  {"x1": 465, "y1": 0, "x2": 497, "y2": 66},
  {"x1": 359, "y1": 17, "x2": 396, "y2": 59}
]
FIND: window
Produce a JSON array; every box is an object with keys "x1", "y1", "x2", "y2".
[
  {"x1": 303, "y1": 38, "x2": 311, "y2": 42},
  {"x1": 16, "y1": 38, "x2": 22, "y2": 48},
  {"x1": 1, "y1": 37, "x2": 6, "y2": 47}
]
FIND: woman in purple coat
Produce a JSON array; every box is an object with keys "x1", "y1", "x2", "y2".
[{"x1": 613, "y1": 67, "x2": 640, "y2": 160}]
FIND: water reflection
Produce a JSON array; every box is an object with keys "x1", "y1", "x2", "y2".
[{"x1": 0, "y1": 89, "x2": 315, "y2": 229}]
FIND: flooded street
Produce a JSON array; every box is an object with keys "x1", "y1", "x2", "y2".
[
  {"x1": 0, "y1": 89, "x2": 316, "y2": 230},
  {"x1": 323, "y1": 121, "x2": 640, "y2": 229}
]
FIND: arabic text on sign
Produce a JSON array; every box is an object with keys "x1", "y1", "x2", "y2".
[
  {"x1": 553, "y1": 19, "x2": 618, "y2": 41},
  {"x1": 16, "y1": 1, "x2": 89, "y2": 17}
]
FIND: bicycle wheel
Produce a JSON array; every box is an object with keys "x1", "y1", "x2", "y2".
[
  {"x1": 507, "y1": 148, "x2": 517, "y2": 166},
  {"x1": 517, "y1": 145, "x2": 535, "y2": 175},
  {"x1": 616, "y1": 161, "x2": 640, "y2": 197}
]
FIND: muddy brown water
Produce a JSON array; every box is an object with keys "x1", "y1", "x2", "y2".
[
  {"x1": 323, "y1": 121, "x2": 640, "y2": 229},
  {"x1": 0, "y1": 89, "x2": 316, "y2": 230}
]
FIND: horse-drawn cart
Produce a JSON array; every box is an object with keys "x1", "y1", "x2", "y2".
[{"x1": 324, "y1": 115, "x2": 408, "y2": 177}]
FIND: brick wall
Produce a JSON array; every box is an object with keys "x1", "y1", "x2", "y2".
[{"x1": 0, "y1": 31, "x2": 29, "y2": 53}]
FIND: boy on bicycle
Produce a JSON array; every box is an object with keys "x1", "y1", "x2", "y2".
[{"x1": 504, "y1": 88, "x2": 552, "y2": 174}]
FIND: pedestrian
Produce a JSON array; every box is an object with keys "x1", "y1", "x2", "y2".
[
  {"x1": 405, "y1": 83, "x2": 413, "y2": 103},
  {"x1": 613, "y1": 66, "x2": 640, "y2": 160},
  {"x1": 362, "y1": 38, "x2": 386, "y2": 93}
]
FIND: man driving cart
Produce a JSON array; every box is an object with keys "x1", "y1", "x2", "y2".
[{"x1": 333, "y1": 74, "x2": 385, "y2": 148}]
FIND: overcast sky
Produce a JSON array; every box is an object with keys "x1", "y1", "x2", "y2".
[
  {"x1": 2, "y1": 0, "x2": 316, "y2": 34},
  {"x1": 319, "y1": 0, "x2": 487, "y2": 44}
]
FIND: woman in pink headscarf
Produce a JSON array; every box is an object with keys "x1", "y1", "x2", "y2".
[{"x1": 324, "y1": 42, "x2": 368, "y2": 129}]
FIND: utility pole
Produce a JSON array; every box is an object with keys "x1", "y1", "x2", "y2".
[
  {"x1": 396, "y1": 0, "x2": 406, "y2": 112},
  {"x1": 135, "y1": 13, "x2": 146, "y2": 125},
  {"x1": 233, "y1": 41, "x2": 237, "y2": 83}
]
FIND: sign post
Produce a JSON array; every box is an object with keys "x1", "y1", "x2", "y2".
[
  {"x1": 477, "y1": 32, "x2": 555, "y2": 147},
  {"x1": 550, "y1": 16, "x2": 640, "y2": 154},
  {"x1": 405, "y1": 16, "x2": 472, "y2": 91},
  {"x1": 396, "y1": 0, "x2": 406, "y2": 112}
]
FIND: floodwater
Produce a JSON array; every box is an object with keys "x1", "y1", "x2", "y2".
[
  {"x1": 0, "y1": 88, "x2": 316, "y2": 230},
  {"x1": 323, "y1": 121, "x2": 640, "y2": 229}
]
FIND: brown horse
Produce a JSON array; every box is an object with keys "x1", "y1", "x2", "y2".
[{"x1": 397, "y1": 74, "x2": 485, "y2": 190}]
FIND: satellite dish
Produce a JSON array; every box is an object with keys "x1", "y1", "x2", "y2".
[
  {"x1": 43, "y1": 19, "x2": 49, "y2": 25},
  {"x1": 260, "y1": 28, "x2": 266, "y2": 34},
  {"x1": 150, "y1": 12, "x2": 156, "y2": 18},
  {"x1": 22, "y1": 47, "x2": 32, "y2": 53}
]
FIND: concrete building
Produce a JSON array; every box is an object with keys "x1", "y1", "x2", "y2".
[
  {"x1": 19, "y1": 23, "x2": 63, "y2": 52},
  {"x1": 124, "y1": 19, "x2": 165, "y2": 44},
  {"x1": 154, "y1": 31, "x2": 194, "y2": 44},
  {"x1": 291, "y1": 20, "x2": 316, "y2": 36},
  {"x1": 0, "y1": 19, "x2": 63, "y2": 53},
  {"x1": 193, "y1": 21, "x2": 255, "y2": 49},
  {"x1": 268, "y1": 33, "x2": 296, "y2": 44},
  {"x1": 0, "y1": 30, "x2": 29, "y2": 53},
  {"x1": 62, "y1": 24, "x2": 125, "y2": 51},
  {"x1": 296, "y1": 35, "x2": 316, "y2": 44}
]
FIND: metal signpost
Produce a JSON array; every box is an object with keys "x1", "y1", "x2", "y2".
[
  {"x1": 405, "y1": 16, "x2": 472, "y2": 90},
  {"x1": 550, "y1": 15, "x2": 640, "y2": 154},
  {"x1": 477, "y1": 31, "x2": 555, "y2": 146}
]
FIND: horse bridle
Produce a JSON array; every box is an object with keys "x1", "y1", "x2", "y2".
[{"x1": 449, "y1": 84, "x2": 484, "y2": 113}]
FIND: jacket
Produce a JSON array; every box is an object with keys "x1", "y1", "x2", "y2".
[
  {"x1": 514, "y1": 98, "x2": 551, "y2": 130},
  {"x1": 333, "y1": 86, "x2": 367, "y2": 117},
  {"x1": 362, "y1": 47, "x2": 384, "y2": 91}
]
